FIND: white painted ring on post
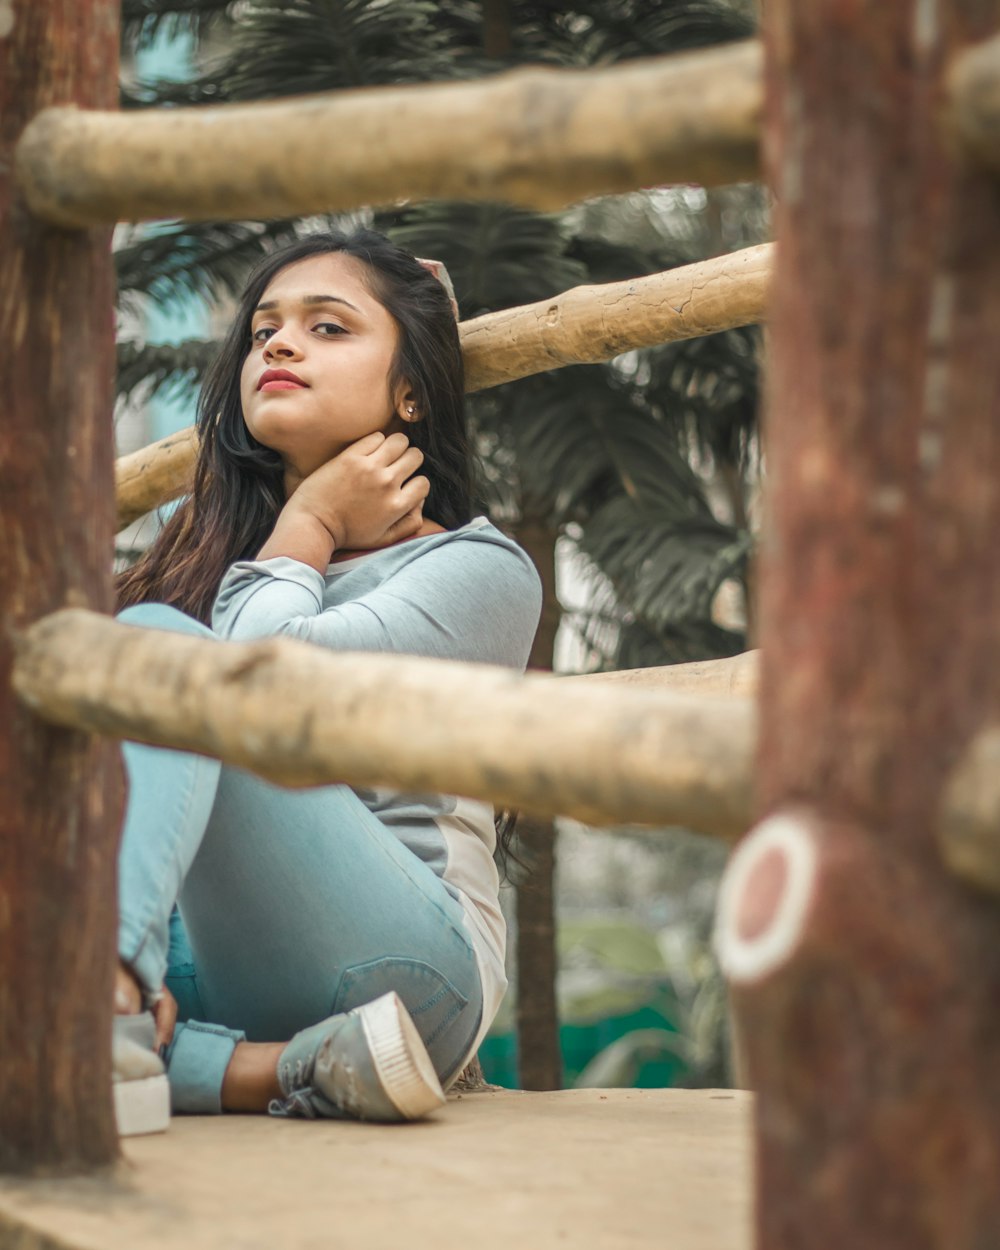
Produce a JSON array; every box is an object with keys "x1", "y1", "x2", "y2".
[{"x1": 713, "y1": 812, "x2": 819, "y2": 985}]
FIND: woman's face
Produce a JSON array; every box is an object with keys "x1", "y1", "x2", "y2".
[{"x1": 240, "y1": 252, "x2": 412, "y2": 478}]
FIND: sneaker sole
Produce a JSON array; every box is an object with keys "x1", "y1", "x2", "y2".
[
  {"x1": 114, "y1": 1073, "x2": 170, "y2": 1137},
  {"x1": 359, "y1": 992, "x2": 446, "y2": 1121}
]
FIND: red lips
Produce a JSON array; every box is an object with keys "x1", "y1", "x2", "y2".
[{"x1": 257, "y1": 368, "x2": 307, "y2": 390}]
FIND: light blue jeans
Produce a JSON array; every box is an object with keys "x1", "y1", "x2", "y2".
[{"x1": 116, "y1": 603, "x2": 483, "y2": 1113}]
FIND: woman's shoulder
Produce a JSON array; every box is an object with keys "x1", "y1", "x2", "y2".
[
  {"x1": 405, "y1": 518, "x2": 541, "y2": 585},
  {"x1": 426, "y1": 516, "x2": 523, "y2": 554},
  {"x1": 327, "y1": 516, "x2": 533, "y2": 576},
  {"x1": 324, "y1": 517, "x2": 543, "y2": 632}
]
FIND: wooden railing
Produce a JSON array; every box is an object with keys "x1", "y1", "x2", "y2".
[{"x1": 5, "y1": 9, "x2": 1000, "y2": 1244}]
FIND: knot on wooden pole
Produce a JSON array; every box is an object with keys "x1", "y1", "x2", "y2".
[{"x1": 713, "y1": 810, "x2": 820, "y2": 985}]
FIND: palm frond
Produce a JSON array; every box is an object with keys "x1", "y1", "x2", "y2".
[
  {"x1": 130, "y1": 0, "x2": 460, "y2": 107},
  {"x1": 642, "y1": 325, "x2": 762, "y2": 470},
  {"x1": 570, "y1": 581, "x2": 746, "y2": 668},
  {"x1": 579, "y1": 0, "x2": 756, "y2": 63},
  {"x1": 496, "y1": 367, "x2": 711, "y2": 524},
  {"x1": 121, "y1": 0, "x2": 234, "y2": 53},
  {"x1": 115, "y1": 219, "x2": 305, "y2": 309},
  {"x1": 117, "y1": 338, "x2": 219, "y2": 404},
  {"x1": 225, "y1": 0, "x2": 457, "y2": 99},
  {"x1": 565, "y1": 232, "x2": 690, "y2": 286},
  {"x1": 579, "y1": 495, "x2": 750, "y2": 628},
  {"x1": 379, "y1": 202, "x2": 588, "y2": 317}
]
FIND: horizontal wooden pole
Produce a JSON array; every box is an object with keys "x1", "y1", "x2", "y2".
[
  {"x1": 459, "y1": 242, "x2": 771, "y2": 389},
  {"x1": 12, "y1": 609, "x2": 756, "y2": 838},
  {"x1": 947, "y1": 33, "x2": 1000, "y2": 172},
  {"x1": 15, "y1": 615, "x2": 1000, "y2": 883},
  {"x1": 116, "y1": 426, "x2": 201, "y2": 531},
  {"x1": 116, "y1": 243, "x2": 773, "y2": 529},
  {"x1": 586, "y1": 648, "x2": 759, "y2": 699},
  {"x1": 16, "y1": 41, "x2": 762, "y2": 228}
]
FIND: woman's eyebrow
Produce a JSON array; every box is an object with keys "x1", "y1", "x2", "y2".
[{"x1": 254, "y1": 294, "x2": 364, "y2": 315}]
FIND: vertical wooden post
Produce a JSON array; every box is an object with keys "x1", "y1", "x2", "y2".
[
  {"x1": 514, "y1": 520, "x2": 563, "y2": 1091},
  {"x1": 0, "y1": 0, "x2": 121, "y2": 1173},
  {"x1": 482, "y1": 0, "x2": 513, "y2": 59},
  {"x1": 715, "y1": 3, "x2": 1000, "y2": 1245}
]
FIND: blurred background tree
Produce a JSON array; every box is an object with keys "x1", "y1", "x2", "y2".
[{"x1": 116, "y1": 0, "x2": 768, "y2": 1091}]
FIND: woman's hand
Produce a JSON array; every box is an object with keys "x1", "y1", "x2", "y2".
[
  {"x1": 256, "y1": 431, "x2": 429, "y2": 571},
  {"x1": 152, "y1": 986, "x2": 178, "y2": 1051},
  {"x1": 291, "y1": 431, "x2": 429, "y2": 551}
]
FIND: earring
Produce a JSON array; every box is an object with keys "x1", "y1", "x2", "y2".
[{"x1": 406, "y1": 405, "x2": 416, "y2": 418}]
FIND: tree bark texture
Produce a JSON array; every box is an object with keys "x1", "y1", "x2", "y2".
[
  {"x1": 115, "y1": 243, "x2": 773, "y2": 530},
  {"x1": 717, "y1": 5, "x2": 1000, "y2": 1246},
  {"x1": 15, "y1": 41, "x2": 762, "y2": 227},
  {"x1": 13, "y1": 609, "x2": 756, "y2": 837},
  {"x1": 514, "y1": 522, "x2": 562, "y2": 1092},
  {"x1": 0, "y1": 0, "x2": 121, "y2": 1174}
]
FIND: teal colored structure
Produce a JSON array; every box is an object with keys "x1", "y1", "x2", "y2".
[{"x1": 480, "y1": 1001, "x2": 686, "y2": 1090}]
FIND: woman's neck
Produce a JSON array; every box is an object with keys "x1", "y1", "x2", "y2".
[{"x1": 327, "y1": 518, "x2": 447, "y2": 564}]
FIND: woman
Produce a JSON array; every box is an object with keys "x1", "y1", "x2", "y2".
[{"x1": 112, "y1": 229, "x2": 542, "y2": 1134}]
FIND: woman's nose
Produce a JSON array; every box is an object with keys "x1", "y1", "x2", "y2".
[{"x1": 263, "y1": 332, "x2": 303, "y2": 361}]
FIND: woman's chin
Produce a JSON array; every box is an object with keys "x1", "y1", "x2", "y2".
[{"x1": 246, "y1": 422, "x2": 334, "y2": 465}]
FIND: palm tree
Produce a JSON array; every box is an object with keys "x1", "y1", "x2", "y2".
[{"x1": 116, "y1": 0, "x2": 766, "y2": 1091}]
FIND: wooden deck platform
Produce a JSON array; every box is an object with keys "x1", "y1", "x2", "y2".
[{"x1": 0, "y1": 1088, "x2": 752, "y2": 1250}]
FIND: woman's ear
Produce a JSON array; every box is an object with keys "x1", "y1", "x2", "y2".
[{"x1": 396, "y1": 386, "x2": 422, "y2": 425}]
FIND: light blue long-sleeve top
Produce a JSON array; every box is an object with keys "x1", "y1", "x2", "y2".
[
  {"x1": 210, "y1": 515, "x2": 543, "y2": 1047},
  {"x1": 212, "y1": 515, "x2": 542, "y2": 665}
]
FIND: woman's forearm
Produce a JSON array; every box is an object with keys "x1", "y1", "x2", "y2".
[{"x1": 255, "y1": 507, "x2": 336, "y2": 573}]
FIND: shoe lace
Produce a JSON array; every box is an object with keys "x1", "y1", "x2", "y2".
[
  {"x1": 270, "y1": 1090, "x2": 320, "y2": 1120},
  {"x1": 280, "y1": 1057, "x2": 308, "y2": 1092}
]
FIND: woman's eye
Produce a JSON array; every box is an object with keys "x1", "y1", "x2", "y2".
[
  {"x1": 252, "y1": 326, "x2": 275, "y2": 343},
  {"x1": 315, "y1": 322, "x2": 347, "y2": 336}
]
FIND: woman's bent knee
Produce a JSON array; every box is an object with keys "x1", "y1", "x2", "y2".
[
  {"x1": 332, "y1": 954, "x2": 483, "y2": 1084},
  {"x1": 117, "y1": 602, "x2": 217, "y2": 640}
]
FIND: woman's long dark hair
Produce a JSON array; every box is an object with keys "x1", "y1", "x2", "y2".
[{"x1": 117, "y1": 228, "x2": 473, "y2": 623}]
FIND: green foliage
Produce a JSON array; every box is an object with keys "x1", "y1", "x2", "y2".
[
  {"x1": 378, "y1": 202, "x2": 588, "y2": 317},
  {"x1": 556, "y1": 904, "x2": 733, "y2": 1088},
  {"x1": 203, "y1": 0, "x2": 457, "y2": 100},
  {"x1": 116, "y1": 220, "x2": 303, "y2": 311},
  {"x1": 551, "y1": 0, "x2": 755, "y2": 64},
  {"x1": 117, "y1": 337, "x2": 220, "y2": 405},
  {"x1": 122, "y1": 0, "x2": 234, "y2": 53}
]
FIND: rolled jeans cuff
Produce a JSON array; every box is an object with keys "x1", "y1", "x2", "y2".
[{"x1": 165, "y1": 1020, "x2": 246, "y2": 1114}]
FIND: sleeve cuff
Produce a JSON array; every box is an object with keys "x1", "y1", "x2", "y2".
[
  {"x1": 212, "y1": 557, "x2": 326, "y2": 636},
  {"x1": 165, "y1": 1020, "x2": 246, "y2": 1114}
]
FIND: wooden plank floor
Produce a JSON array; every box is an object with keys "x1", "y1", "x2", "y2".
[{"x1": 0, "y1": 1088, "x2": 752, "y2": 1250}]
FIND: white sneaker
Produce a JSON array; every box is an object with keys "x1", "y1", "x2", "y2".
[
  {"x1": 270, "y1": 991, "x2": 446, "y2": 1123},
  {"x1": 113, "y1": 1012, "x2": 170, "y2": 1137}
]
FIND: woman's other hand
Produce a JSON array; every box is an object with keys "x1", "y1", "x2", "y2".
[
  {"x1": 292, "y1": 430, "x2": 428, "y2": 551},
  {"x1": 256, "y1": 431, "x2": 429, "y2": 570},
  {"x1": 152, "y1": 986, "x2": 178, "y2": 1050}
]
